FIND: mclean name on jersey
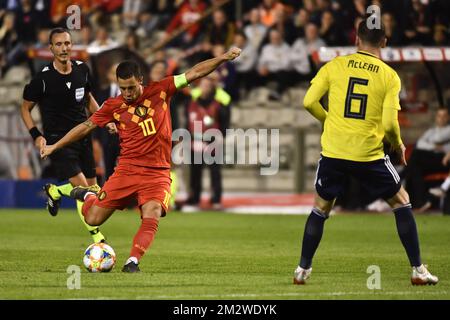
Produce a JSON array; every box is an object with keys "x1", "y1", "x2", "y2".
[{"x1": 347, "y1": 60, "x2": 380, "y2": 73}]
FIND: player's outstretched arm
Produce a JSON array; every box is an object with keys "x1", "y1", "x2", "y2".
[
  {"x1": 40, "y1": 119, "x2": 97, "y2": 159},
  {"x1": 185, "y1": 47, "x2": 241, "y2": 84}
]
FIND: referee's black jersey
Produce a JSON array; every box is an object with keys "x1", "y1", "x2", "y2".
[{"x1": 23, "y1": 60, "x2": 93, "y2": 135}]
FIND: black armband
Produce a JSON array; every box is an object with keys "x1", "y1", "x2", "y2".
[{"x1": 29, "y1": 127, "x2": 43, "y2": 141}]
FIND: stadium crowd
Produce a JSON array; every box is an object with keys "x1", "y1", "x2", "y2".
[{"x1": 1, "y1": 0, "x2": 449, "y2": 93}]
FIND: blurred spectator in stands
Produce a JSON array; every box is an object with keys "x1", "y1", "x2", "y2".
[
  {"x1": 210, "y1": 0, "x2": 240, "y2": 25},
  {"x1": 244, "y1": 8, "x2": 268, "y2": 52},
  {"x1": 78, "y1": 23, "x2": 93, "y2": 45},
  {"x1": 237, "y1": 0, "x2": 262, "y2": 15},
  {"x1": 31, "y1": 28, "x2": 50, "y2": 73},
  {"x1": 316, "y1": 0, "x2": 336, "y2": 23},
  {"x1": 347, "y1": 15, "x2": 363, "y2": 44},
  {"x1": 136, "y1": 0, "x2": 175, "y2": 37},
  {"x1": 94, "y1": 0, "x2": 124, "y2": 14},
  {"x1": 319, "y1": 10, "x2": 346, "y2": 46},
  {"x1": 433, "y1": 24, "x2": 448, "y2": 46},
  {"x1": 289, "y1": 34, "x2": 313, "y2": 84},
  {"x1": 303, "y1": 0, "x2": 320, "y2": 26},
  {"x1": 0, "y1": 11, "x2": 17, "y2": 75},
  {"x1": 257, "y1": 28, "x2": 291, "y2": 95},
  {"x1": 272, "y1": 3, "x2": 297, "y2": 45},
  {"x1": 403, "y1": 108, "x2": 450, "y2": 211},
  {"x1": 190, "y1": 71, "x2": 231, "y2": 111},
  {"x1": 303, "y1": 22, "x2": 326, "y2": 56},
  {"x1": 15, "y1": 0, "x2": 38, "y2": 43},
  {"x1": 179, "y1": 37, "x2": 213, "y2": 66},
  {"x1": 88, "y1": 0, "x2": 123, "y2": 31},
  {"x1": 33, "y1": 0, "x2": 52, "y2": 28},
  {"x1": 122, "y1": 0, "x2": 145, "y2": 29},
  {"x1": 205, "y1": 9, "x2": 235, "y2": 48},
  {"x1": 292, "y1": 8, "x2": 310, "y2": 40},
  {"x1": 153, "y1": 49, "x2": 179, "y2": 76},
  {"x1": 149, "y1": 59, "x2": 166, "y2": 81},
  {"x1": 124, "y1": 29, "x2": 140, "y2": 52},
  {"x1": 211, "y1": 44, "x2": 237, "y2": 100},
  {"x1": 352, "y1": 0, "x2": 368, "y2": 20},
  {"x1": 231, "y1": 32, "x2": 258, "y2": 99},
  {"x1": 382, "y1": 12, "x2": 404, "y2": 46},
  {"x1": 404, "y1": 0, "x2": 433, "y2": 45},
  {"x1": 185, "y1": 75, "x2": 230, "y2": 210},
  {"x1": 164, "y1": 0, "x2": 206, "y2": 48},
  {"x1": 35, "y1": 28, "x2": 49, "y2": 49},
  {"x1": 9, "y1": 0, "x2": 38, "y2": 72},
  {"x1": 0, "y1": 0, "x2": 19, "y2": 12},
  {"x1": 87, "y1": 25, "x2": 119, "y2": 54},
  {"x1": 258, "y1": 0, "x2": 284, "y2": 28}
]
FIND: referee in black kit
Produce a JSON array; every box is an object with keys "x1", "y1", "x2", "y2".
[{"x1": 20, "y1": 28, "x2": 113, "y2": 243}]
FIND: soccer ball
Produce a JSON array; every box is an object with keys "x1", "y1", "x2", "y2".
[{"x1": 83, "y1": 242, "x2": 116, "y2": 272}]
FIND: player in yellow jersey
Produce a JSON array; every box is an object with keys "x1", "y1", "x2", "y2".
[{"x1": 293, "y1": 19, "x2": 438, "y2": 286}]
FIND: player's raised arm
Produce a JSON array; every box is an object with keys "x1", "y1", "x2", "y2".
[
  {"x1": 41, "y1": 118, "x2": 97, "y2": 159},
  {"x1": 185, "y1": 47, "x2": 241, "y2": 84}
]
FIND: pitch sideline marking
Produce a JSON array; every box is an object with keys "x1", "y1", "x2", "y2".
[{"x1": 71, "y1": 290, "x2": 449, "y2": 300}]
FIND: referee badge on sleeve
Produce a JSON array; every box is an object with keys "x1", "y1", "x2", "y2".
[{"x1": 75, "y1": 88, "x2": 85, "y2": 101}]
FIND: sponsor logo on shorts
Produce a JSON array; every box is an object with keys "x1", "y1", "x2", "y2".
[{"x1": 98, "y1": 191, "x2": 107, "y2": 201}]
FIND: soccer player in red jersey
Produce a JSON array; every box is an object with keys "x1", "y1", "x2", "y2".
[{"x1": 40, "y1": 47, "x2": 242, "y2": 272}]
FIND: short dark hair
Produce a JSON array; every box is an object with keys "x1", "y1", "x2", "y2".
[
  {"x1": 49, "y1": 27, "x2": 71, "y2": 44},
  {"x1": 116, "y1": 60, "x2": 142, "y2": 80},
  {"x1": 357, "y1": 19, "x2": 386, "y2": 47}
]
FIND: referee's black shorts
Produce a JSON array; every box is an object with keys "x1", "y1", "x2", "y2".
[
  {"x1": 46, "y1": 132, "x2": 96, "y2": 181},
  {"x1": 315, "y1": 154, "x2": 402, "y2": 202}
]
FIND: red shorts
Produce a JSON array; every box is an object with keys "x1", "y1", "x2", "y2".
[{"x1": 94, "y1": 164, "x2": 172, "y2": 215}]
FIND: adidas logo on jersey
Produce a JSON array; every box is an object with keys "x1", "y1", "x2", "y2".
[{"x1": 66, "y1": 82, "x2": 71, "y2": 89}]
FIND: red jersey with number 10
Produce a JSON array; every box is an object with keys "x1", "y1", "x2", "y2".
[{"x1": 90, "y1": 76, "x2": 177, "y2": 169}]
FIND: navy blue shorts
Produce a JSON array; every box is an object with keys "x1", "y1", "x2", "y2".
[{"x1": 315, "y1": 155, "x2": 401, "y2": 202}]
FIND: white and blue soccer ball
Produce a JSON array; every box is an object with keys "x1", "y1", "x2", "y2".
[{"x1": 83, "y1": 243, "x2": 116, "y2": 272}]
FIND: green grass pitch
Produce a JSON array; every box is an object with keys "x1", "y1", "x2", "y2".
[{"x1": 0, "y1": 209, "x2": 449, "y2": 300}]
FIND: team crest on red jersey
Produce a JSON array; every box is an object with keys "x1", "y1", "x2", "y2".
[{"x1": 135, "y1": 105, "x2": 147, "y2": 118}]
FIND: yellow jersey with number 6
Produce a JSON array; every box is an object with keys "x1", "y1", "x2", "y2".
[{"x1": 310, "y1": 50, "x2": 401, "y2": 162}]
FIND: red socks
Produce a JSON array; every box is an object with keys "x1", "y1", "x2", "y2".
[
  {"x1": 129, "y1": 218, "x2": 159, "y2": 261},
  {"x1": 82, "y1": 194, "x2": 96, "y2": 217}
]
